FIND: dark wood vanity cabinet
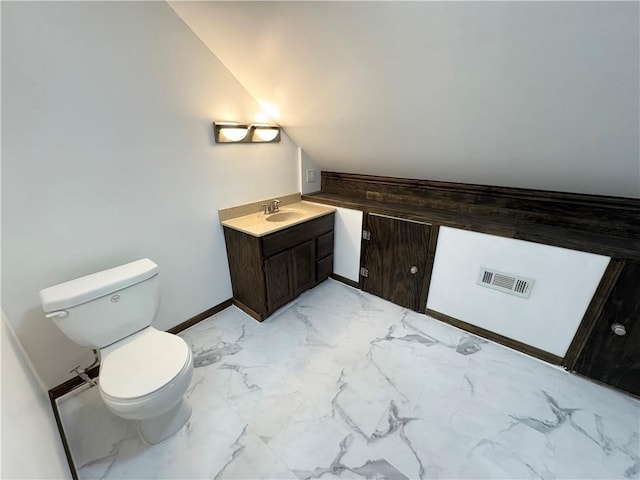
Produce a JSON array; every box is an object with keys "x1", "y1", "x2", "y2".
[{"x1": 224, "y1": 213, "x2": 335, "y2": 321}]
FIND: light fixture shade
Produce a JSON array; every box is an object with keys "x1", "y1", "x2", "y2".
[
  {"x1": 213, "y1": 122, "x2": 250, "y2": 143},
  {"x1": 252, "y1": 125, "x2": 281, "y2": 143},
  {"x1": 213, "y1": 122, "x2": 281, "y2": 144},
  {"x1": 221, "y1": 127, "x2": 249, "y2": 142}
]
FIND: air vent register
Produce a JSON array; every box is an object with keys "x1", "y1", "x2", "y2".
[{"x1": 477, "y1": 267, "x2": 534, "y2": 299}]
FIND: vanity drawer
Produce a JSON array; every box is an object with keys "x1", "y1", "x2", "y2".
[
  {"x1": 261, "y1": 213, "x2": 334, "y2": 258},
  {"x1": 316, "y1": 230, "x2": 334, "y2": 259},
  {"x1": 316, "y1": 254, "x2": 333, "y2": 282}
]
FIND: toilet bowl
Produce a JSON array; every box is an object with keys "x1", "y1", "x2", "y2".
[
  {"x1": 39, "y1": 258, "x2": 195, "y2": 445},
  {"x1": 98, "y1": 326, "x2": 194, "y2": 444}
]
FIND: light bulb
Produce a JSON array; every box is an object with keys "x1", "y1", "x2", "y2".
[
  {"x1": 220, "y1": 127, "x2": 249, "y2": 142},
  {"x1": 253, "y1": 127, "x2": 279, "y2": 142}
]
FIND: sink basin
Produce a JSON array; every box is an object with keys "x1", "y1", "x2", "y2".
[{"x1": 266, "y1": 210, "x2": 304, "y2": 223}]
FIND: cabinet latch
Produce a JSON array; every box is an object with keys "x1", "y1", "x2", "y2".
[
  {"x1": 362, "y1": 229, "x2": 371, "y2": 241},
  {"x1": 360, "y1": 267, "x2": 369, "y2": 278}
]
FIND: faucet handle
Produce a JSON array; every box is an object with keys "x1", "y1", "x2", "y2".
[{"x1": 272, "y1": 199, "x2": 281, "y2": 212}]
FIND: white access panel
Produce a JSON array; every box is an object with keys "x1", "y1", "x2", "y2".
[
  {"x1": 427, "y1": 227, "x2": 609, "y2": 357},
  {"x1": 333, "y1": 207, "x2": 364, "y2": 283}
]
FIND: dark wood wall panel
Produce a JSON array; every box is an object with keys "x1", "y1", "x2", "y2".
[
  {"x1": 573, "y1": 260, "x2": 640, "y2": 395},
  {"x1": 562, "y1": 259, "x2": 625, "y2": 370},
  {"x1": 313, "y1": 172, "x2": 640, "y2": 260}
]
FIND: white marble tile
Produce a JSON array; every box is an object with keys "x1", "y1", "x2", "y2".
[
  {"x1": 208, "y1": 425, "x2": 298, "y2": 480},
  {"x1": 267, "y1": 402, "x2": 353, "y2": 473},
  {"x1": 57, "y1": 279, "x2": 640, "y2": 480},
  {"x1": 227, "y1": 390, "x2": 305, "y2": 440},
  {"x1": 57, "y1": 385, "x2": 137, "y2": 470},
  {"x1": 70, "y1": 374, "x2": 297, "y2": 479}
]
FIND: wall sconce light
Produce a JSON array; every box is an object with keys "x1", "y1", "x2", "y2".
[
  {"x1": 213, "y1": 122, "x2": 281, "y2": 144},
  {"x1": 251, "y1": 124, "x2": 281, "y2": 143},
  {"x1": 214, "y1": 122, "x2": 250, "y2": 143}
]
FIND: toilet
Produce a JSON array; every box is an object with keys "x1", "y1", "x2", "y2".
[{"x1": 39, "y1": 258, "x2": 194, "y2": 445}]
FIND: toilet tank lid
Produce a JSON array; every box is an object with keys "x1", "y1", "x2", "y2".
[{"x1": 39, "y1": 259, "x2": 159, "y2": 312}]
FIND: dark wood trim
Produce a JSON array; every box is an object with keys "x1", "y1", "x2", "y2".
[
  {"x1": 232, "y1": 298, "x2": 264, "y2": 322},
  {"x1": 166, "y1": 299, "x2": 233, "y2": 334},
  {"x1": 48, "y1": 391, "x2": 80, "y2": 480},
  {"x1": 330, "y1": 273, "x2": 360, "y2": 289},
  {"x1": 303, "y1": 193, "x2": 457, "y2": 229},
  {"x1": 418, "y1": 225, "x2": 439, "y2": 314},
  {"x1": 305, "y1": 172, "x2": 640, "y2": 260},
  {"x1": 359, "y1": 211, "x2": 371, "y2": 282},
  {"x1": 320, "y1": 171, "x2": 640, "y2": 209},
  {"x1": 562, "y1": 259, "x2": 625, "y2": 371},
  {"x1": 426, "y1": 308, "x2": 564, "y2": 365},
  {"x1": 48, "y1": 365, "x2": 100, "y2": 401}
]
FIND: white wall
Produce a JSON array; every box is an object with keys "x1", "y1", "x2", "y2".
[
  {"x1": 427, "y1": 227, "x2": 609, "y2": 357},
  {"x1": 170, "y1": 1, "x2": 640, "y2": 198},
  {"x1": 1, "y1": 311, "x2": 70, "y2": 479},
  {"x1": 300, "y1": 149, "x2": 321, "y2": 195},
  {"x1": 332, "y1": 207, "x2": 363, "y2": 283},
  {"x1": 1, "y1": 1, "x2": 299, "y2": 389}
]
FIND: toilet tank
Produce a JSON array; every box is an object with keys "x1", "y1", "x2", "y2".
[{"x1": 39, "y1": 259, "x2": 160, "y2": 349}]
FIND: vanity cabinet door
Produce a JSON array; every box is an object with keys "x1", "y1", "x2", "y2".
[
  {"x1": 293, "y1": 240, "x2": 316, "y2": 296},
  {"x1": 225, "y1": 213, "x2": 335, "y2": 321},
  {"x1": 264, "y1": 250, "x2": 294, "y2": 313}
]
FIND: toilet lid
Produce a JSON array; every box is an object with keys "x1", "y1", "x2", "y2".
[{"x1": 99, "y1": 329, "x2": 190, "y2": 400}]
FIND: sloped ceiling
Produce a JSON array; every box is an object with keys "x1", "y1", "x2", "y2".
[{"x1": 169, "y1": 1, "x2": 639, "y2": 198}]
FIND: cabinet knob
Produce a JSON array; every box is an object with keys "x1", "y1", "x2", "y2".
[
  {"x1": 611, "y1": 323, "x2": 627, "y2": 336},
  {"x1": 410, "y1": 265, "x2": 418, "y2": 274}
]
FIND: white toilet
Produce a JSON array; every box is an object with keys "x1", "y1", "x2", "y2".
[{"x1": 39, "y1": 258, "x2": 194, "y2": 445}]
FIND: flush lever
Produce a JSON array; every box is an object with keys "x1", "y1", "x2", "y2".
[{"x1": 45, "y1": 310, "x2": 68, "y2": 319}]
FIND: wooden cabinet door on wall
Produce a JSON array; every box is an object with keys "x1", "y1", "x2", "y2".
[
  {"x1": 361, "y1": 214, "x2": 434, "y2": 312},
  {"x1": 574, "y1": 260, "x2": 640, "y2": 396},
  {"x1": 264, "y1": 250, "x2": 294, "y2": 313}
]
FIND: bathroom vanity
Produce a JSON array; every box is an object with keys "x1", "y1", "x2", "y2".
[{"x1": 221, "y1": 196, "x2": 335, "y2": 321}]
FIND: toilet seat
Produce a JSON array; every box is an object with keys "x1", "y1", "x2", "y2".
[{"x1": 99, "y1": 327, "x2": 191, "y2": 401}]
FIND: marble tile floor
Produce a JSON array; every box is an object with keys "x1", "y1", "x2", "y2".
[{"x1": 57, "y1": 279, "x2": 640, "y2": 479}]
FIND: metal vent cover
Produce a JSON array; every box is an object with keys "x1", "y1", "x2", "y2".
[{"x1": 477, "y1": 267, "x2": 534, "y2": 298}]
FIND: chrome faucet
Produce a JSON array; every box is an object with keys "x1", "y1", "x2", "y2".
[{"x1": 261, "y1": 199, "x2": 281, "y2": 215}]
